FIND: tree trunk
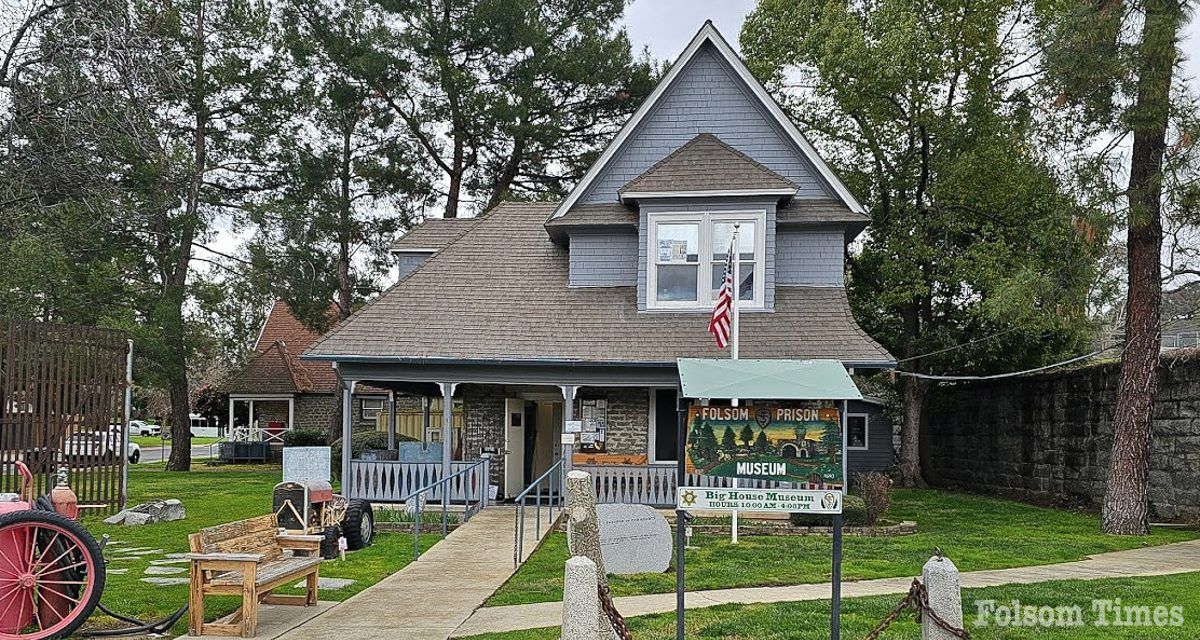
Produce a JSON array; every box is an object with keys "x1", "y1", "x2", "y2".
[
  {"x1": 336, "y1": 121, "x2": 353, "y2": 320},
  {"x1": 896, "y1": 301, "x2": 927, "y2": 487},
  {"x1": 166, "y1": 0, "x2": 207, "y2": 471},
  {"x1": 1101, "y1": 0, "x2": 1180, "y2": 535}
]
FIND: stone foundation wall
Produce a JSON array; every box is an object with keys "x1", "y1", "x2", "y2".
[
  {"x1": 926, "y1": 352, "x2": 1200, "y2": 522},
  {"x1": 576, "y1": 387, "x2": 649, "y2": 455},
  {"x1": 461, "y1": 384, "x2": 506, "y2": 487}
]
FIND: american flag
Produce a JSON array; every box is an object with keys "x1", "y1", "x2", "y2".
[{"x1": 708, "y1": 239, "x2": 735, "y2": 349}]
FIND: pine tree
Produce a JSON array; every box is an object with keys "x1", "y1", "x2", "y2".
[
  {"x1": 721, "y1": 426, "x2": 737, "y2": 451},
  {"x1": 739, "y1": 424, "x2": 755, "y2": 447}
]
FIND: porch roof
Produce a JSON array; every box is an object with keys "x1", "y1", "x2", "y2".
[{"x1": 677, "y1": 358, "x2": 863, "y2": 400}]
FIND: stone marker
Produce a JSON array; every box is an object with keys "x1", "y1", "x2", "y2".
[
  {"x1": 922, "y1": 554, "x2": 964, "y2": 640},
  {"x1": 562, "y1": 556, "x2": 602, "y2": 640},
  {"x1": 596, "y1": 503, "x2": 672, "y2": 574},
  {"x1": 564, "y1": 470, "x2": 613, "y2": 637},
  {"x1": 140, "y1": 577, "x2": 190, "y2": 586},
  {"x1": 292, "y1": 577, "x2": 357, "y2": 591},
  {"x1": 283, "y1": 447, "x2": 332, "y2": 484},
  {"x1": 143, "y1": 565, "x2": 186, "y2": 575}
]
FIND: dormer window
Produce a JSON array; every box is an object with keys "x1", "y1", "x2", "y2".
[{"x1": 647, "y1": 211, "x2": 766, "y2": 310}]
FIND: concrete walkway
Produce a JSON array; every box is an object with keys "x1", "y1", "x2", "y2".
[
  {"x1": 277, "y1": 506, "x2": 553, "y2": 640},
  {"x1": 452, "y1": 538, "x2": 1200, "y2": 637}
]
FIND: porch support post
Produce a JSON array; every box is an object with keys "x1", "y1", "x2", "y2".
[
  {"x1": 249, "y1": 400, "x2": 256, "y2": 433},
  {"x1": 387, "y1": 390, "x2": 397, "y2": 450},
  {"x1": 227, "y1": 398, "x2": 235, "y2": 437},
  {"x1": 287, "y1": 396, "x2": 295, "y2": 430},
  {"x1": 439, "y1": 382, "x2": 455, "y2": 515},
  {"x1": 559, "y1": 385, "x2": 577, "y2": 475},
  {"x1": 341, "y1": 384, "x2": 352, "y2": 496}
]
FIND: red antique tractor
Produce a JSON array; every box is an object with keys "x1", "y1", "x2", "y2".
[{"x1": 0, "y1": 462, "x2": 104, "y2": 640}]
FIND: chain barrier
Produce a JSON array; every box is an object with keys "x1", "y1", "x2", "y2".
[
  {"x1": 863, "y1": 578, "x2": 971, "y2": 640},
  {"x1": 598, "y1": 584, "x2": 633, "y2": 640}
]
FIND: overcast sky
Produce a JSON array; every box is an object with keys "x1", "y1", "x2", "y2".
[{"x1": 623, "y1": 0, "x2": 1200, "y2": 85}]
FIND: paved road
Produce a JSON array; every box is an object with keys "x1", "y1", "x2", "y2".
[{"x1": 138, "y1": 443, "x2": 218, "y2": 464}]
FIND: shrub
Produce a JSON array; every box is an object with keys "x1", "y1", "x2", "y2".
[
  {"x1": 854, "y1": 472, "x2": 894, "y2": 526},
  {"x1": 789, "y1": 495, "x2": 867, "y2": 527},
  {"x1": 282, "y1": 428, "x2": 327, "y2": 447}
]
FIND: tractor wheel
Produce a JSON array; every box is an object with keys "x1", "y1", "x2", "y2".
[
  {"x1": 318, "y1": 526, "x2": 340, "y2": 560},
  {"x1": 341, "y1": 500, "x2": 374, "y2": 551},
  {"x1": 0, "y1": 509, "x2": 105, "y2": 640}
]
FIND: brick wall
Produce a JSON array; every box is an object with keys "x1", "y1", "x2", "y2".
[
  {"x1": 294, "y1": 394, "x2": 338, "y2": 437},
  {"x1": 926, "y1": 352, "x2": 1200, "y2": 522}
]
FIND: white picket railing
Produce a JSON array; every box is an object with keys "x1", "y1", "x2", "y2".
[
  {"x1": 347, "y1": 459, "x2": 490, "y2": 503},
  {"x1": 577, "y1": 464, "x2": 831, "y2": 507}
]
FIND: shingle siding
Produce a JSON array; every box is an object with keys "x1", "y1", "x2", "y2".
[
  {"x1": 580, "y1": 43, "x2": 833, "y2": 205},
  {"x1": 568, "y1": 231, "x2": 639, "y2": 287},
  {"x1": 395, "y1": 252, "x2": 434, "y2": 280},
  {"x1": 846, "y1": 400, "x2": 895, "y2": 475},
  {"x1": 776, "y1": 229, "x2": 844, "y2": 286},
  {"x1": 636, "y1": 200, "x2": 778, "y2": 310}
]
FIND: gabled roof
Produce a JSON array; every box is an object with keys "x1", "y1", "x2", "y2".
[
  {"x1": 618, "y1": 134, "x2": 796, "y2": 201},
  {"x1": 255, "y1": 300, "x2": 323, "y2": 353},
  {"x1": 390, "y1": 218, "x2": 477, "y2": 253},
  {"x1": 219, "y1": 341, "x2": 317, "y2": 395},
  {"x1": 230, "y1": 301, "x2": 339, "y2": 395},
  {"x1": 550, "y1": 21, "x2": 865, "y2": 220},
  {"x1": 304, "y1": 202, "x2": 894, "y2": 366}
]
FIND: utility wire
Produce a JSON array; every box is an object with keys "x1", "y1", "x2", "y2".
[
  {"x1": 894, "y1": 345, "x2": 1119, "y2": 381},
  {"x1": 895, "y1": 327, "x2": 1023, "y2": 363}
]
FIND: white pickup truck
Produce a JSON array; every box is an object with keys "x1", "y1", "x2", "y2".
[{"x1": 66, "y1": 429, "x2": 141, "y2": 464}]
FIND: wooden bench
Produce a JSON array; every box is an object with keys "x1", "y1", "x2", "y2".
[{"x1": 188, "y1": 514, "x2": 323, "y2": 637}]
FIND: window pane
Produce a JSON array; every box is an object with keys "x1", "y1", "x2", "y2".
[
  {"x1": 656, "y1": 264, "x2": 699, "y2": 301},
  {"x1": 656, "y1": 223, "x2": 698, "y2": 263},
  {"x1": 711, "y1": 261, "x2": 755, "y2": 300},
  {"x1": 711, "y1": 221, "x2": 756, "y2": 261},
  {"x1": 848, "y1": 415, "x2": 867, "y2": 448}
]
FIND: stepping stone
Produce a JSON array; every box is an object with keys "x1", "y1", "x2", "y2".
[
  {"x1": 122, "y1": 549, "x2": 164, "y2": 556},
  {"x1": 107, "y1": 557, "x2": 138, "y2": 562},
  {"x1": 140, "y1": 577, "x2": 189, "y2": 586},
  {"x1": 144, "y1": 566, "x2": 186, "y2": 575},
  {"x1": 106, "y1": 569, "x2": 129, "y2": 575},
  {"x1": 149, "y1": 558, "x2": 189, "y2": 565},
  {"x1": 106, "y1": 540, "x2": 131, "y2": 547},
  {"x1": 164, "y1": 553, "x2": 188, "y2": 559},
  {"x1": 293, "y1": 577, "x2": 356, "y2": 591}
]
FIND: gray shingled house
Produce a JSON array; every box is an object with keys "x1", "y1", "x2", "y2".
[{"x1": 304, "y1": 22, "x2": 896, "y2": 502}]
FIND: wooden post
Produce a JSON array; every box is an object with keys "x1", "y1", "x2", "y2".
[
  {"x1": 340, "y1": 386, "x2": 352, "y2": 496},
  {"x1": 387, "y1": 390, "x2": 397, "y2": 450}
]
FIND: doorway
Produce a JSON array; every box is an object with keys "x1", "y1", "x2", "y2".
[{"x1": 504, "y1": 397, "x2": 563, "y2": 497}]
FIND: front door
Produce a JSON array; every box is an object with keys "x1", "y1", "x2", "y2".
[{"x1": 504, "y1": 399, "x2": 525, "y2": 498}]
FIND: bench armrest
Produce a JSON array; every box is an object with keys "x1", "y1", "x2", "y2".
[{"x1": 187, "y1": 552, "x2": 264, "y2": 562}]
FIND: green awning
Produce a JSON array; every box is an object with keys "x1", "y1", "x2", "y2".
[{"x1": 676, "y1": 358, "x2": 863, "y2": 400}]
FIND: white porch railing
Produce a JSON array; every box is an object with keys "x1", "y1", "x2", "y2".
[
  {"x1": 347, "y1": 459, "x2": 490, "y2": 503},
  {"x1": 577, "y1": 464, "x2": 833, "y2": 507}
]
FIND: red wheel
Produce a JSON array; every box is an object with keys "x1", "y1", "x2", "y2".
[{"x1": 0, "y1": 510, "x2": 104, "y2": 640}]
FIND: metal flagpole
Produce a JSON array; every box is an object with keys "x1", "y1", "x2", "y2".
[{"x1": 730, "y1": 224, "x2": 740, "y2": 545}]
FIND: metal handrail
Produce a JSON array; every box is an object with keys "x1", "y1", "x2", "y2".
[
  {"x1": 401, "y1": 456, "x2": 491, "y2": 561},
  {"x1": 513, "y1": 458, "x2": 564, "y2": 567}
]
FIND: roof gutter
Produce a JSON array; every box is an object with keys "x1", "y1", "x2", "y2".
[{"x1": 300, "y1": 353, "x2": 896, "y2": 369}]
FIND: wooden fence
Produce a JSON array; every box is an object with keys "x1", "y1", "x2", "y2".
[{"x1": 0, "y1": 322, "x2": 129, "y2": 509}]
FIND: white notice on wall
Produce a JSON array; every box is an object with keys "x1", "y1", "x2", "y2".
[{"x1": 565, "y1": 420, "x2": 583, "y2": 433}]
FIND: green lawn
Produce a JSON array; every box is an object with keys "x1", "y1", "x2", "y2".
[
  {"x1": 465, "y1": 572, "x2": 1200, "y2": 639},
  {"x1": 486, "y1": 489, "x2": 1198, "y2": 606},
  {"x1": 81, "y1": 464, "x2": 432, "y2": 634}
]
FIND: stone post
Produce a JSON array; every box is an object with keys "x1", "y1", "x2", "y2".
[
  {"x1": 564, "y1": 470, "x2": 613, "y2": 636},
  {"x1": 922, "y1": 554, "x2": 964, "y2": 640},
  {"x1": 562, "y1": 556, "x2": 602, "y2": 640}
]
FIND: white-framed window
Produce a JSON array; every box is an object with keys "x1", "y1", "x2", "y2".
[
  {"x1": 646, "y1": 211, "x2": 766, "y2": 310},
  {"x1": 360, "y1": 397, "x2": 385, "y2": 421},
  {"x1": 847, "y1": 413, "x2": 869, "y2": 450}
]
